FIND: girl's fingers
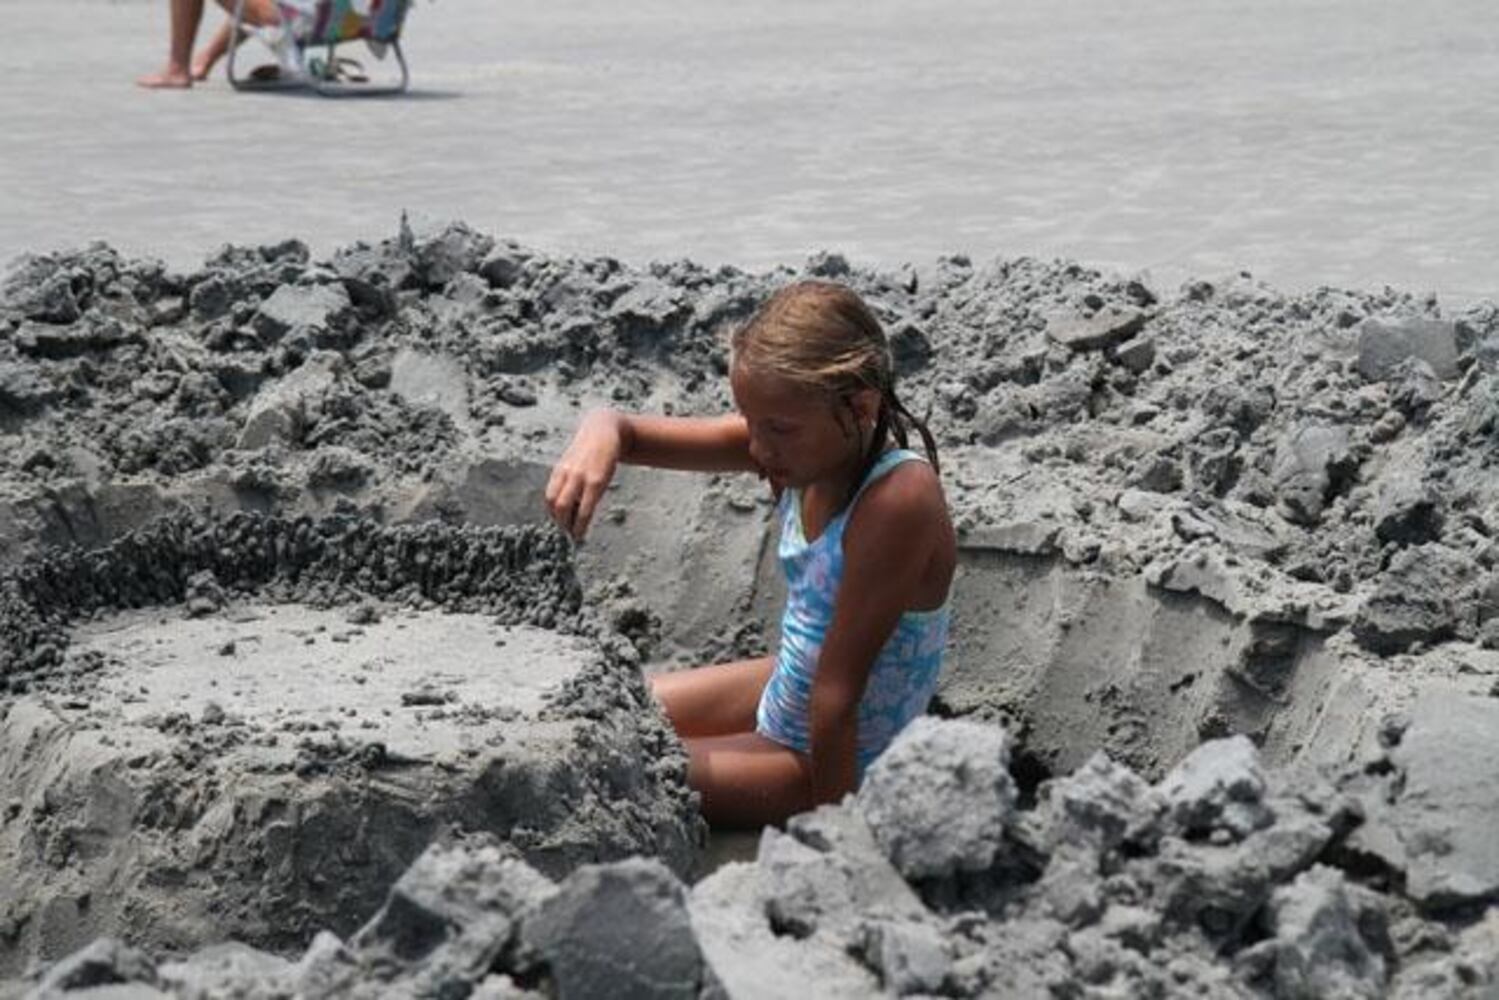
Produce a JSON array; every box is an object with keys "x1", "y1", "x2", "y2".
[
  {"x1": 572, "y1": 477, "x2": 606, "y2": 540},
  {"x1": 548, "y1": 470, "x2": 582, "y2": 536}
]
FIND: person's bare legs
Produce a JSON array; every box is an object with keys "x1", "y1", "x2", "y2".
[
  {"x1": 193, "y1": 0, "x2": 281, "y2": 79},
  {"x1": 649, "y1": 656, "x2": 814, "y2": 827},
  {"x1": 138, "y1": 0, "x2": 206, "y2": 88},
  {"x1": 649, "y1": 657, "x2": 773, "y2": 738},
  {"x1": 191, "y1": 21, "x2": 236, "y2": 80},
  {"x1": 686, "y1": 733, "x2": 813, "y2": 828},
  {"x1": 140, "y1": 0, "x2": 280, "y2": 88}
]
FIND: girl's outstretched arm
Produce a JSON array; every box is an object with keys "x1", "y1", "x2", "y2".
[
  {"x1": 546, "y1": 409, "x2": 755, "y2": 539},
  {"x1": 807, "y1": 464, "x2": 944, "y2": 804}
]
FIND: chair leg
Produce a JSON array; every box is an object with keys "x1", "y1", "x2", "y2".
[
  {"x1": 225, "y1": 0, "x2": 249, "y2": 90},
  {"x1": 312, "y1": 41, "x2": 338, "y2": 94},
  {"x1": 393, "y1": 39, "x2": 410, "y2": 93},
  {"x1": 314, "y1": 38, "x2": 409, "y2": 96}
]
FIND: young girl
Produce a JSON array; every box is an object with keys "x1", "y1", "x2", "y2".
[{"x1": 546, "y1": 280, "x2": 956, "y2": 828}]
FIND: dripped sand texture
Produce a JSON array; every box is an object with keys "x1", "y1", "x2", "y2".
[
  {"x1": 2, "y1": 224, "x2": 1499, "y2": 996},
  {"x1": 0, "y1": 514, "x2": 702, "y2": 980}
]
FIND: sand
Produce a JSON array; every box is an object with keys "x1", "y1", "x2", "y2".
[
  {"x1": 0, "y1": 509, "x2": 702, "y2": 984},
  {"x1": 1, "y1": 604, "x2": 594, "y2": 973},
  {"x1": 3, "y1": 225, "x2": 1499, "y2": 996},
  {"x1": 9, "y1": 0, "x2": 1499, "y2": 302}
]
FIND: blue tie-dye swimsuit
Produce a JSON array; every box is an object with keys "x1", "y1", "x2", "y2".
[{"x1": 755, "y1": 448, "x2": 951, "y2": 777}]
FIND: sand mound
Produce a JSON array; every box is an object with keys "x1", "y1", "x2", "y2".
[
  {"x1": 4, "y1": 223, "x2": 1499, "y2": 995},
  {"x1": 0, "y1": 513, "x2": 702, "y2": 979},
  {"x1": 19, "y1": 714, "x2": 1499, "y2": 998},
  {"x1": 3, "y1": 225, "x2": 1498, "y2": 777}
]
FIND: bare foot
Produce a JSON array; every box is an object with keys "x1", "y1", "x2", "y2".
[{"x1": 136, "y1": 68, "x2": 193, "y2": 89}]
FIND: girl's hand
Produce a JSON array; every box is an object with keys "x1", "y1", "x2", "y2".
[{"x1": 546, "y1": 410, "x2": 626, "y2": 540}]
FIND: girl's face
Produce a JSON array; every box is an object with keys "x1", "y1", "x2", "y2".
[{"x1": 730, "y1": 365, "x2": 878, "y2": 491}]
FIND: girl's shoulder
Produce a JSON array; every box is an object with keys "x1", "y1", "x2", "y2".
[
  {"x1": 848, "y1": 453, "x2": 947, "y2": 530},
  {"x1": 839, "y1": 454, "x2": 955, "y2": 585}
]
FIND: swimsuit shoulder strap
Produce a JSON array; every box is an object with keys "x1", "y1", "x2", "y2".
[{"x1": 847, "y1": 448, "x2": 927, "y2": 513}]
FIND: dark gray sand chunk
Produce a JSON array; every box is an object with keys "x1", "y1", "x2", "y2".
[
  {"x1": 521, "y1": 858, "x2": 701, "y2": 1000},
  {"x1": 0, "y1": 362, "x2": 59, "y2": 414},
  {"x1": 1374, "y1": 467, "x2": 1444, "y2": 546},
  {"x1": 1358, "y1": 689, "x2": 1499, "y2": 909},
  {"x1": 410, "y1": 220, "x2": 495, "y2": 290},
  {"x1": 1357, "y1": 316, "x2": 1461, "y2": 382},
  {"x1": 253, "y1": 283, "x2": 352, "y2": 345},
  {"x1": 2, "y1": 254, "x2": 83, "y2": 325},
  {"x1": 350, "y1": 839, "x2": 553, "y2": 998},
  {"x1": 234, "y1": 353, "x2": 340, "y2": 449},
  {"x1": 1387, "y1": 909, "x2": 1499, "y2": 998},
  {"x1": 1353, "y1": 544, "x2": 1476, "y2": 653},
  {"x1": 1110, "y1": 333, "x2": 1157, "y2": 374}
]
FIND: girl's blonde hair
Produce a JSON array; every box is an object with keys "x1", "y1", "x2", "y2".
[{"x1": 731, "y1": 281, "x2": 939, "y2": 500}]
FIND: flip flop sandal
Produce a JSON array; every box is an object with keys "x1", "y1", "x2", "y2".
[
  {"x1": 336, "y1": 58, "x2": 369, "y2": 83},
  {"x1": 308, "y1": 56, "x2": 368, "y2": 83}
]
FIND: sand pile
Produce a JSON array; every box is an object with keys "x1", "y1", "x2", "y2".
[
  {"x1": 0, "y1": 513, "x2": 702, "y2": 979},
  {"x1": 16, "y1": 714, "x2": 1499, "y2": 998},
  {"x1": 4, "y1": 222, "x2": 1499, "y2": 995},
  {"x1": 3, "y1": 222, "x2": 1498, "y2": 772}
]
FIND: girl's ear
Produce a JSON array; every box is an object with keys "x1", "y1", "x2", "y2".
[{"x1": 852, "y1": 387, "x2": 882, "y2": 428}]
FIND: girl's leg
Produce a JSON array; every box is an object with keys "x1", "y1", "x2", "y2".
[
  {"x1": 685, "y1": 732, "x2": 813, "y2": 828},
  {"x1": 651, "y1": 658, "x2": 812, "y2": 826},
  {"x1": 138, "y1": 0, "x2": 207, "y2": 88},
  {"x1": 648, "y1": 656, "x2": 772, "y2": 739}
]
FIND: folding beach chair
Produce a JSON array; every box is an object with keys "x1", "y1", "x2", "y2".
[{"x1": 227, "y1": 0, "x2": 414, "y2": 96}]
